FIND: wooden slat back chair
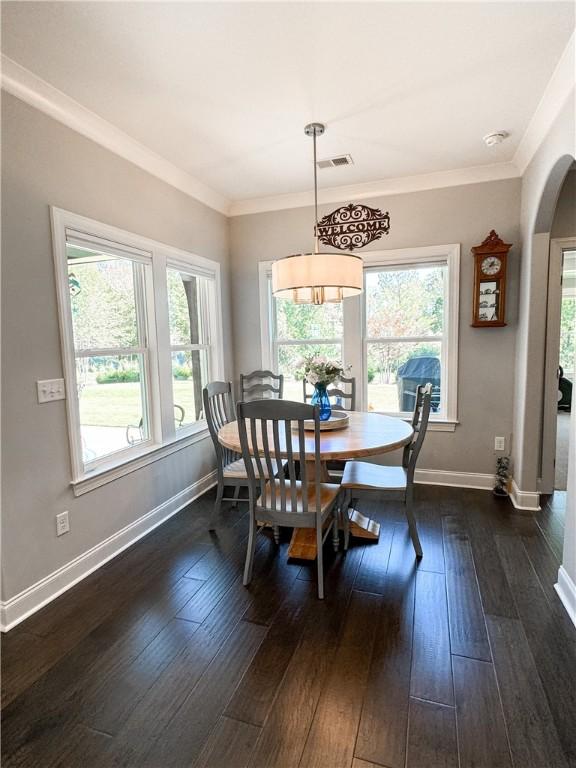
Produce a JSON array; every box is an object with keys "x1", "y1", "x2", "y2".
[
  {"x1": 304, "y1": 375, "x2": 357, "y2": 477},
  {"x1": 303, "y1": 375, "x2": 357, "y2": 411},
  {"x1": 237, "y1": 399, "x2": 341, "y2": 599},
  {"x1": 204, "y1": 381, "x2": 243, "y2": 529},
  {"x1": 341, "y1": 383, "x2": 433, "y2": 557},
  {"x1": 240, "y1": 370, "x2": 284, "y2": 401}
]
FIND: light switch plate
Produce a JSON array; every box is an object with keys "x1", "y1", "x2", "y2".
[
  {"x1": 37, "y1": 379, "x2": 66, "y2": 403},
  {"x1": 494, "y1": 436, "x2": 506, "y2": 451}
]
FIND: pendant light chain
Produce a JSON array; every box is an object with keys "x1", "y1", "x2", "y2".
[{"x1": 313, "y1": 128, "x2": 319, "y2": 254}]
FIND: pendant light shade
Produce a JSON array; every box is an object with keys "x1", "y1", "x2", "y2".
[
  {"x1": 272, "y1": 252, "x2": 363, "y2": 304},
  {"x1": 271, "y1": 123, "x2": 363, "y2": 305}
]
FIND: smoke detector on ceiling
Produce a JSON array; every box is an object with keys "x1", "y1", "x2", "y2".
[
  {"x1": 483, "y1": 131, "x2": 509, "y2": 147},
  {"x1": 317, "y1": 154, "x2": 354, "y2": 169}
]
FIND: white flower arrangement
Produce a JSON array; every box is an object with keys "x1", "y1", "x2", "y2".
[{"x1": 296, "y1": 354, "x2": 350, "y2": 387}]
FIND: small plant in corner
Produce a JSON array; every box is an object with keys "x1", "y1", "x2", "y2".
[{"x1": 493, "y1": 456, "x2": 511, "y2": 498}]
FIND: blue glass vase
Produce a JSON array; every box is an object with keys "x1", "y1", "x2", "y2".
[{"x1": 311, "y1": 383, "x2": 332, "y2": 421}]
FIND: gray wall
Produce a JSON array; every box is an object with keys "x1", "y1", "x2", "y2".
[
  {"x1": 230, "y1": 178, "x2": 521, "y2": 476},
  {"x1": 512, "y1": 94, "x2": 575, "y2": 587},
  {"x1": 1, "y1": 94, "x2": 232, "y2": 601},
  {"x1": 552, "y1": 168, "x2": 576, "y2": 238}
]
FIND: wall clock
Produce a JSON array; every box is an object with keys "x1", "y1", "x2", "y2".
[{"x1": 471, "y1": 230, "x2": 511, "y2": 327}]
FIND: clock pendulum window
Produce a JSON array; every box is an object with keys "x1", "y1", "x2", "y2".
[{"x1": 471, "y1": 231, "x2": 511, "y2": 327}]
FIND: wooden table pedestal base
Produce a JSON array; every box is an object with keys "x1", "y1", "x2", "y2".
[{"x1": 287, "y1": 505, "x2": 380, "y2": 561}]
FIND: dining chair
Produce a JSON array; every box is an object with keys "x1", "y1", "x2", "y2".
[
  {"x1": 304, "y1": 375, "x2": 356, "y2": 477},
  {"x1": 303, "y1": 375, "x2": 356, "y2": 410},
  {"x1": 340, "y1": 383, "x2": 433, "y2": 557},
  {"x1": 204, "y1": 382, "x2": 286, "y2": 533},
  {"x1": 240, "y1": 370, "x2": 284, "y2": 401},
  {"x1": 237, "y1": 399, "x2": 341, "y2": 599}
]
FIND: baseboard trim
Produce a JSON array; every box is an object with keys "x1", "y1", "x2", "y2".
[
  {"x1": 555, "y1": 565, "x2": 576, "y2": 629},
  {"x1": 509, "y1": 478, "x2": 541, "y2": 512},
  {"x1": 0, "y1": 470, "x2": 217, "y2": 632},
  {"x1": 415, "y1": 469, "x2": 494, "y2": 491}
]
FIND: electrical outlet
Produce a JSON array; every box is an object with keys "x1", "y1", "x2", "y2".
[
  {"x1": 56, "y1": 511, "x2": 70, "y2": 536},
  {"x1": 37, "y1": 379, "x2": 65, "y2": 403},
  {"x1": 494, "y1": 436, "x2": 506, "y2": 451}
]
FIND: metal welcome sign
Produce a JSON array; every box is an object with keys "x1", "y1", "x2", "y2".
[{"x1": 315, "y1": 203, "x2": 391, "y2": 250}]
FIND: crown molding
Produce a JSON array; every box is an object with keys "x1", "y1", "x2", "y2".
[
  {"x1": 513, "y1": 30, "x2": 575, "y2": 175},
  {"x1": 1, "y1": 55, "x2": 230, "y2": 216},
  {"x1": 229, "y1": 161, "x2": 521, "y2": 216}
]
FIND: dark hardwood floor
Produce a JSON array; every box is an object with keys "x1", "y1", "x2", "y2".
[{"x1": 2, "y1": 486, "x2": 575, "y2": 768}]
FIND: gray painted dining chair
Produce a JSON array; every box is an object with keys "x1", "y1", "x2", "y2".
[
  {"x1": 303, "y1": 375, "x2": 356, "y2": 411},
  {"x1": 304, "y1": 375, "x2": 356, "y2": 476},
  {"x1": 203, "y1": 382, "x2": 285, "y2": 532},
  {"x1": 237, "y1": 399, "x2": 341, "y2": 599},
  {"x1": 240, "y1": 370, "x2": 284, "y2": 401},
  {"x1": 340, "y1": 383, "x2": 433, "y2": 557}
]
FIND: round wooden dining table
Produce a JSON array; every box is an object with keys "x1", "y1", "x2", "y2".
[{"x1": 218, "y1": 411, "x2": 414, "y2": 559}]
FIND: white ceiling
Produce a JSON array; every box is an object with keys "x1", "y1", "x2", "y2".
[{"x1": 2, "y1": 2, "x2": 574, "y2": 206}]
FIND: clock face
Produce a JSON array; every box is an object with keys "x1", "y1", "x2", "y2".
[{"x1": 481, "y1": 256, "x2": 501, "y2": 276}]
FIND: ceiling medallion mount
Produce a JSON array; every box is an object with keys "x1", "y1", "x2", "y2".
[{"x1": 271, "y1": 123, "x2": 363, "y2": 305}]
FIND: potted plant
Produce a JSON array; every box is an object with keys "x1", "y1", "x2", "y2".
[
  {"x1": 297, "y1": 355, "x2": 350, "y2": 421},
  {"x1": 493, "y1": 456, "x2": 511, "y2": 497}
]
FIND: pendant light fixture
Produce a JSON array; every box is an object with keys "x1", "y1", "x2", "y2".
[{"x1": 271, "y1": 123, "x2": 363, "y2": 304}]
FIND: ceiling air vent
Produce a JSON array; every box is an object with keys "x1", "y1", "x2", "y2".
[{"x1": 317, "y1": 154, "x2": 354, "y2": 169}]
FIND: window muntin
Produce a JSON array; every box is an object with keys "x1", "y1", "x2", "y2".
[
  {"x1": 365, "y1": 264, "x2": 447, "y2": 416},
  {"x1": 67, "y1": 244, "x2": 153, "y2": 465}
]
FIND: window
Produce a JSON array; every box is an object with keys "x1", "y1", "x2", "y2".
[
  {"x1": 260, "y1": 245, "x2": 459, "y2": 426},
  {"x1": 272, "y1": 284, "x2": 343, "y2": 400},
  {"x1": 68, "y1": 242, "x2": 154, "y2": 465},
  {"x1": 52, "y1": 209, "x2": 223, "y2": 491}
]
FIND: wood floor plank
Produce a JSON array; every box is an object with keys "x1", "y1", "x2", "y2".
[
  {"x1": 353, "y1": 518, "x2": 395, "y2": 594},
  {"x1": 106, "y1": 582, "x2": 257, "y2": 765},
  {"x1": 410, "y1": 570, "x2": 453, "y2": 706},
  {"x1": 442, "y1": 515, "x2": 491, "y2": 661},
  {"x1": 495, "y1": 534, "x2": 576, "y2": 765},
  {"x1": 406, "y1": 697, "x2": 458, "y2": 768},
  {"x1": 299, "y1": 590, "x2": 381, "y2": 768},
  {"x1": 465, "y1": 498, "x2": 518, "y2": 619},
  {"x1": 176, "y1": 531, "x2": 264, "y2": 624},
  {"x1": 485, "y1": 615, "x2": 568, "y2": 768},
  {"x1": 225, "y1": 577, "x2": 312, "y2": 726},
  {"x1": 452, "y1": 655, "x2": 512, "y2": 768},
  {"x1": 82, "y1": 615, "x2": 202, "y2": 735},
  {"x1": 141, "y1": 619, "x2": 267, "y2": 767},
  {"x1": 354, "y1": 524, "x2": 416, "y2": 768},
  {"x1": 414, "y1": 497, "x2": 446, "y2": 573},
  {"x1": 247, "y1": 545, "x2": 363, "y2": 768},
  {"x1": 194, "y1": 716, "x2": 260, "y2": 768},
  {"x1": 1, "y1": 575, "x2": 206, "y2": 767}
]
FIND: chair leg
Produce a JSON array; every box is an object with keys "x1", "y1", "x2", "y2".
[
  {"x1": 332, "y1": 507, "x2": 340, "y2": 552},
  {"x1": 232, "y1": 485, "x2": 241, "y2": 508},
  {"x1": 405, "y1": 500, "x2": 423, "y2": 558},
  {"x1": 273, "y1": 525, "x2": 280, "y2": 544},
  {"x1": 316, "y1": 520, "x2": 325, "y2": 600},
  {"x1": 342, "y1": 490, "x2": 351, "y2": 551},
  {"x1": 209, "y1": 480, "x2": 224, "y2": 531},
  {"x1": 243, "y1": 513, "x2": 257, "y2": 586}
]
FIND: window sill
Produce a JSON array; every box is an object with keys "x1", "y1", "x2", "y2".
[
  {"x1": 373, "y1": 412, "x2": 458, "y2": 432},
  {"x1": 71, "y1": 424, "x2": 211, "y2": 497}
]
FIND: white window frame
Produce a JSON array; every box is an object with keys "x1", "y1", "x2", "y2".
[
  {"x1": 259, "y1": 244, "x2": 459, "y2": 430},
  {"x1": 51, "y1": 207, "x2": 224, "y2": 495}
]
